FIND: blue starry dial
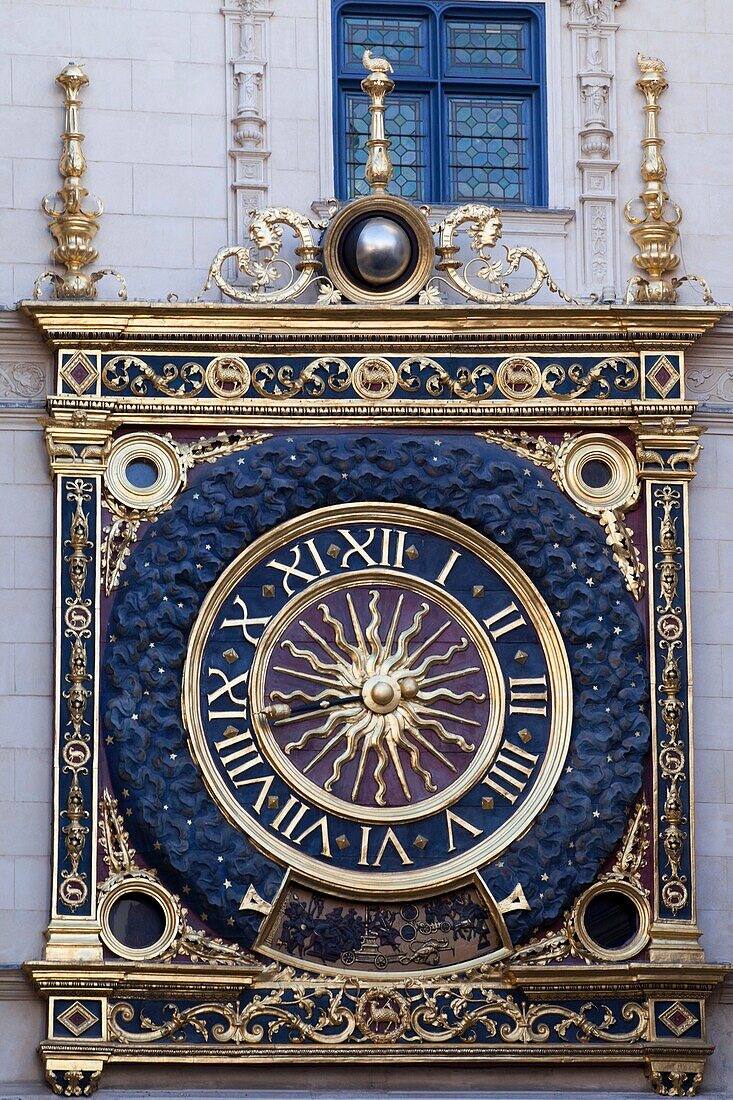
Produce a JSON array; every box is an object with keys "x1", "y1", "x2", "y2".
[{"x1": 184, "y1": 503, "x2": 572, "y2": 896}]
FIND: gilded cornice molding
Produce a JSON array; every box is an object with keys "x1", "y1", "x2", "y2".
[{"x1": 20, "y1": 302, "x2": 729, "y2": 353}]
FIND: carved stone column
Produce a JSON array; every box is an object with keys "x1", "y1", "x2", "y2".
[
  {"x1": 561, "y1": 0, "x2": 626, "y2": 298},
  {"x1": 634, "y1": 412, "x2": 706, "y2": 964},
  {"x1": 222, "y1": 0, "x2": 272, "y2": 243}
]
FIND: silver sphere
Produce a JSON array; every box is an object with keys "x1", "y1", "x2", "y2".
[{"x1": 348, "y1": 216, "x2": 412, "y2": 286}]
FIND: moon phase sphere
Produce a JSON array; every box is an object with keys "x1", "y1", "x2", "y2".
[{"x1": 343, "y1": 216, "x2": 412, "y2": 286}]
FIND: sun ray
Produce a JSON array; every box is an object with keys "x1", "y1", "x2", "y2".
[
  {"x1": 299, "y1": 619, "x2": 353, "y2": 669},
  {"x1": 400, "y1": 619, "x2": 451, "y2": 671},
  {"x1": 384, "y1": 603, "x2": 430, "y2": 671},
  {"x1": 392, "y1": 723, "x2": 439, "y2": 791},
  {"x1": 399, "y1": 720, "x2": 454, "y2": 775},
  {"x1": 364, "y1": 589, "x2": 383, "y2": 667},
  {"x1": 270, "y1": 686, "x2": 344, "y2": 705},
  {"x1": 418, "y1": 687, "x2": 486, "y2": 704},
  {"x1": 402, "y1": 703, "x2": 476, "y2": 752},
  {"x1": 419, "y1": 666, "x2": 481, "y2": 688},
  {"x1": 371, "y1": 732, "x2": 391, "y2": 806},
  {"x1": 273, "y1": 664, "x2": 350, "y2": 689},
  {"x1": 381, "y1": 594, "x2": 405, "y2": 662},
  {"x1": 318, "y1": 602, "x2": 364, "y2": 672},
  {"x1": 406, "y1": 638, "x2": 470, "y2": 679},
  {"x1": 266, "y1": 584, "x2": 487, "y2": 808},
  {"x1": 280, "y1": 638, "x2": 341, "y2": 675},
  {"x1": 322, "y1": 712, "x2": 377, "y2": 796},
  {"x1": 284, "y1": 707, "x2": 353, "y2": 753},
  {"x1": 413, "y1": 701, "x2": 481, "y2": 727},
  {"x1": 346, "y1": 592, "x2": 368, "y2": 655},
  {"x1": 302, "y1": 709, "x2": 372, "y2": 775}
]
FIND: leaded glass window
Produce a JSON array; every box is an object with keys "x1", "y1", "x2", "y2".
[
  {"x1": 334, "y1": 3, "x2": 546, "y2": 206},
  {"x1": 345, "y1": 92, "x2": 428, "y2": 200}
]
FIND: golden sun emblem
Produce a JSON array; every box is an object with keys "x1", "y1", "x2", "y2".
[{"x1": 264, "y1": 587, "x2": 487, "y2": 807}]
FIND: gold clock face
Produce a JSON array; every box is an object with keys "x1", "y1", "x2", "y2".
[{"x1": 183, "y1": 503, "x2": 572, "y2": 897}]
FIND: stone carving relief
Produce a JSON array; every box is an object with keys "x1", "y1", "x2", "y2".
[
  {"x1": 223, "y1": 0, "x2": 272, "y2": 244},
  {"x1": 0, "y1": 360, "x2": 47, "y2": 403},
  {"x1": 562, "y1": 0, "x2": 626, "y2": 297},
  {"x1": 687, "y1": 369, "x2": 733, "y2": 405}
]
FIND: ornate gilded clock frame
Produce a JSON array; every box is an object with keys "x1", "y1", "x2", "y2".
[{"x1": 18, "y1": 293, "x2": 729, "y2": 1098}]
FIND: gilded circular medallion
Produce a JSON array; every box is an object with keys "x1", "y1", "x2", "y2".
[
  {"x1": 250, "y1": 570, "x2": 504, "y2": 824},
  {"x1": 183, "y1": 502, "x2": 572, "y2": 897}
]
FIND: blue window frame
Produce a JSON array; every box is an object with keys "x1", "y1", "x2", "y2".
[{"x1": 334, "y1": 2, "x2": 547, "y2": 206}]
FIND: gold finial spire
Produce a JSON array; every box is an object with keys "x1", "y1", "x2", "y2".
[
  {"x1": 624, "y1": 53, "x2": 680, "y2": 303},
  {"x1": 34, "y1": 62, "x2": 126, "y2": 300},
  {"x1": 624, "y1": 53, "x2": 714, "y2": 305},
  {"x1": 361, "y1": 50, "x2": 395, "y2": 193}
]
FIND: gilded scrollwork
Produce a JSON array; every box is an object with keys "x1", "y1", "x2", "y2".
[
  {"x1": 196, "y1": 199, "x2": 576, "y2": 308},
  {"x1": 107, "y1": 979, "x2": 649, "y2": 1048},
  {"x1": 543, "y1": 356, "x2": 639, "y2": 399},
  {"x1": 59, "y1": 479, "x2": 94, "y2": 912},
  {"x1": 101, "y1": 429, "x2": 269, "y2": 593},
  {"x1": 102, "y1": 355, "x2": 206, "y2": 398},
  {"x1": 420, "y1": 204, "x2": 576, "y2": 306},
  {"x1": 251, "y1": 357, "x2": 351, "y2": 398},
  {"x1": 654, "y1": 486, "x2": 689, "y2": 916},
  {"x1": 227, "y1": 355, "x2": 640, "y2": 404},
  {"x1": 199, "y1": 208, "x2": 341, "y2": 305},
  {"x1": 476, "y1": 428, "x2": 644, "y2": 599},
  {"x1": 98, "y1": 790, "x2": 251, "y2": 966}
]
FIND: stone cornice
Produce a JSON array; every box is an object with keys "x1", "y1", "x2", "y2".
[
  {"x1": 0, "y1": 309, "x2": 51, "y2": 409},
  {"x1": 0, "y1": 965, "x2": 34, "y2": 1001}
]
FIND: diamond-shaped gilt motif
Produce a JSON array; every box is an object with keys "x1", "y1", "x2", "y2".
[
  {"x1": 658, "y1": 1000, "x2": 698, "y2": 1037},
  {"x1": 647, "y1": 354, "x2": 680, "y2": 398},
  {"x1": 60, "y1": 351, "x2": 97, "y2": 395},
  {"x1": 57, "y1": 1000, "x2": 99, "y2": 1037}
]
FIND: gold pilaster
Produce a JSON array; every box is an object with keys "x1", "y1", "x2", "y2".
[{"x1": 634, "y1": 417, "x2": 705, "y2": 963}]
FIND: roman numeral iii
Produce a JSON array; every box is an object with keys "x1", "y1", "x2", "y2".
[{"x1": 509, "y1": 675, "x2": 548, "y2": 716}]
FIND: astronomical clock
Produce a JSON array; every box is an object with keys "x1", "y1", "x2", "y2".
[{"x1": 24, "y1": 52, "x2": 728, "y2": 1100}]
